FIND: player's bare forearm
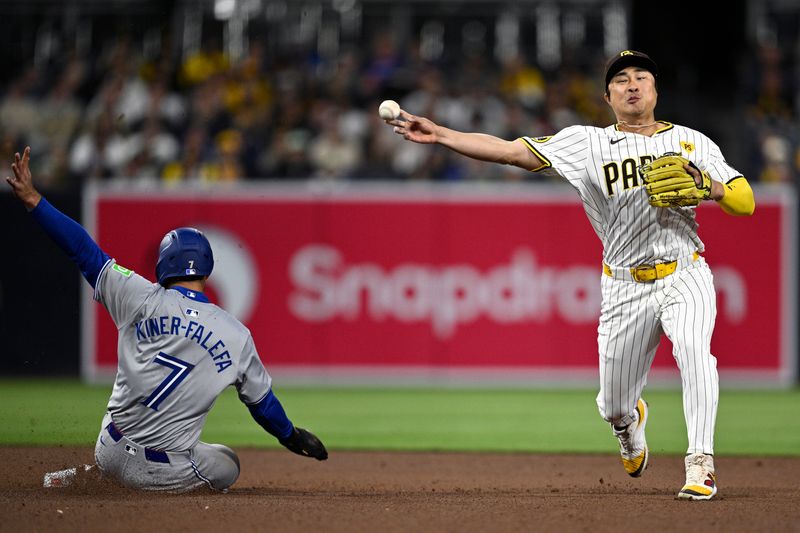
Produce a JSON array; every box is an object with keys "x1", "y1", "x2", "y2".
[
  {"x1": 6, "y1": 147, "x2": 42, "y2": 211},
  {"x1": 437, "y1": 128, "x2": 537, "y2": 168},
  {"x1": 388, "y1": 110, "x2": 540, "y2": 170}
]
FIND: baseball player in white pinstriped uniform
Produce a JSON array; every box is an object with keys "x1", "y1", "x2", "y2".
[{"x1": 386, "y1": 50, "x2": 755, "y2": 500}]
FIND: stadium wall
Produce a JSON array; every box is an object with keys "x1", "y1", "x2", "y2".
[{"x1": 77, "y1": 182, "x2": 797, "y2": 388}]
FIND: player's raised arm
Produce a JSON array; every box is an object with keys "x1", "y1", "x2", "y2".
[
  {"x1": 6, "y1": 147, "x2": 41, "y2": 210},
  {"x1": 386, "y1": 109, "x2": 546, "y2": 171},
  {"x1": 6, "y1": 146, "x2": 110, "y2": 287}
]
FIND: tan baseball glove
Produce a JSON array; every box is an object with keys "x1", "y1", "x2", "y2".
[{"x1": 639, "y1": 153, "x2": 712, "y2": 207}]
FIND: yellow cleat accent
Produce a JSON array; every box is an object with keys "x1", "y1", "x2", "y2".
[
  {"x1": 613, "y1": 398, "x2": 649, "y2": 478},
  {"x1": 678, "y1": 455, "x2": 717, "y2": 500},
  {"x1": 622, "y1": 451, "x2": 647, "y2": 477},
  {"x1": 678, "y1": 483, "x2": 717, "y2": 500}
]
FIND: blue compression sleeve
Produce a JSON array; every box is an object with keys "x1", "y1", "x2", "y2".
[
  {"x1": 30, "y1": 197, "x2": 110, "y2": 288},
  {"x1": 248, "y1": 390, "x2": 295, "y2": 440}
]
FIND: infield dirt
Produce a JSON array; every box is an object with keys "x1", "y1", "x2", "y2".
[{"x1": 2, "y1": 447, "x2": 799, "y2": 532}]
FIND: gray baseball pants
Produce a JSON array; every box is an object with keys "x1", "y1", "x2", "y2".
[{"x1": 94, "y1": 412, "x2": 240, "y2": 492}]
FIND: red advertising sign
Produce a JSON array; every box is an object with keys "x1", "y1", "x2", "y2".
[{"x1": 83, "y1": 184, "x2": 796, "y2": 386}]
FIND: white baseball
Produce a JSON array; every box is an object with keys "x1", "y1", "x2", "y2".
[{"x1": 378, "y1": 100, "x2": 400, "y2": 120}]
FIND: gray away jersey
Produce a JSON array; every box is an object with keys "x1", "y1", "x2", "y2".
[
  {"x1": 95, "y1": 260, "x2": 271, "y2": 451},
  {"x1": 520, "y1": 123, "x2": 742, "y2": 267}
]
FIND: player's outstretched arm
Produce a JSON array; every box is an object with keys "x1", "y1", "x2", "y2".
[
  {"x1": 386, "y1": 110, "x2": 545, "y2": 171},
  {"x1": 6, "y1": 146, "x2": 110, "y2": 287},
  {"x1": 248, "y1": 390, "x2": 328, "y2": 461}
]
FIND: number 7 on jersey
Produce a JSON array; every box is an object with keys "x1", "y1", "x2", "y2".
[{"x1": 142, "y1": 352, "x2": 195, "y2": 411}]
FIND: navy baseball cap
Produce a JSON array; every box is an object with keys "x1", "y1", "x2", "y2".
[{"x1": 604, "y1": 50, "x2": 658, "y2": 90}]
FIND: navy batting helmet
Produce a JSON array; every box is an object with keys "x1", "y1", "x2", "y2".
[{"x1": 155, "y1": 227, "x2": 214, "y2": 286}]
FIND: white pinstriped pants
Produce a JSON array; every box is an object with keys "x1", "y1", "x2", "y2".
[{"x1": 595, "y1": 257, "x2": 718, "y2": 455}]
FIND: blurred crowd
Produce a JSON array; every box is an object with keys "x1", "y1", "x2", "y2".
[
  {"x1": 739, "y1": 44, "x2": 800, "y2": 185},
  {"x1": 0, "y1": 34, "x2": 797, "y2": 188}
]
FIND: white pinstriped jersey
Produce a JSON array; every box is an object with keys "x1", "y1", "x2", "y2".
[
  {"x1": 521, "y1": 123, "x2": 742, "y2": 267},
  {"x1": 94, "y1": 259, "x2": 272, "y2": 452}
]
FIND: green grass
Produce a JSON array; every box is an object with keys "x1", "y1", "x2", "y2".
[{"x1": 1, "y1": 379, "x2": 799, "y2": 456}]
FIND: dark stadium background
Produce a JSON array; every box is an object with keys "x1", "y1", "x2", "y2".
[{"x1": 0, "y1": 0, "x2": 795, "y2": 378}]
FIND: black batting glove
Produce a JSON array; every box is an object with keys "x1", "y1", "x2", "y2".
[{"x1": 279, "y1": 427, "x2": 328, "y2": 461}]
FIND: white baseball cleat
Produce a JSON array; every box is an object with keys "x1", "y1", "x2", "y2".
[
  {"x1": 613, "y1": 398, "x2": 649, "y2": 477},
  {"x1": 678, "y1": 453, "x2": 717, "y2": 500}
]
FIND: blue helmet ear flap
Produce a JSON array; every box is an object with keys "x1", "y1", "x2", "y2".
[{"x1": 155, "y1": 227, "x2": 214, "y2": 286}]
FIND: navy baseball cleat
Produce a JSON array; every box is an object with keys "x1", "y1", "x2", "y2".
[{"x1": 612, "y1": 398, "x2": 649, "y2": 477}]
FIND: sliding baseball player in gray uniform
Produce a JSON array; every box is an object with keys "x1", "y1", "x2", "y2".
[
  {"x1": 7, "y1": 147, "x2": 327, "y2": 492},
  {"x1": 385, "y1": 51, "x2": 754, "y2": 500}
]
